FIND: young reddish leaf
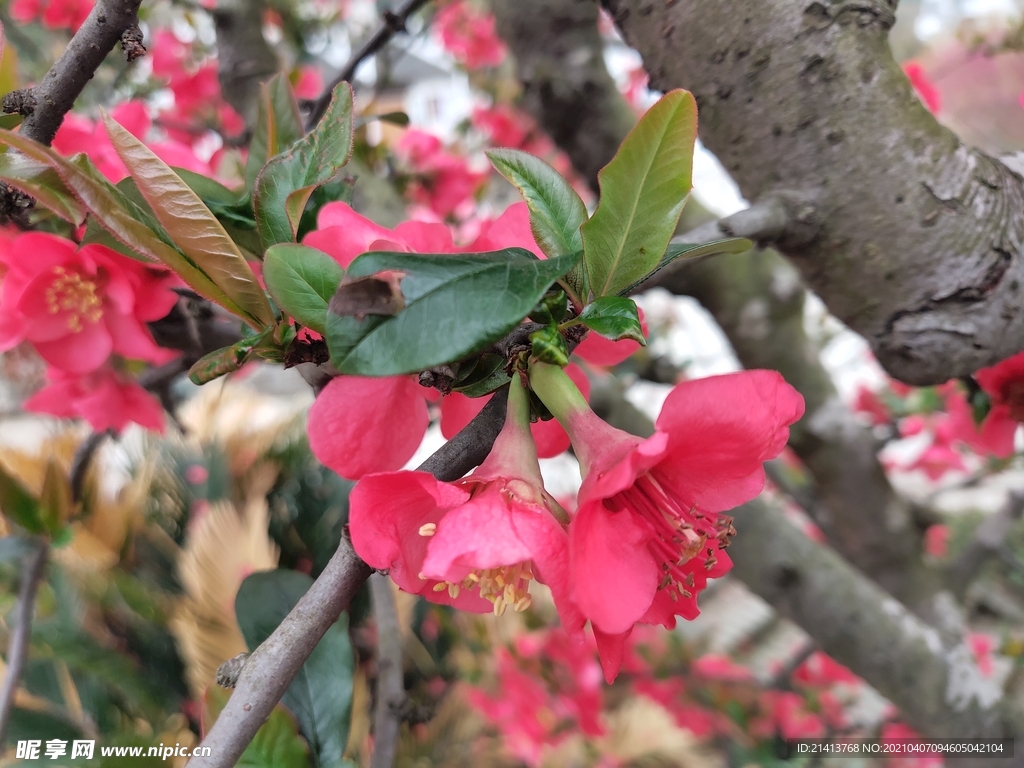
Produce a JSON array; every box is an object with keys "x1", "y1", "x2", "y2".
[
  {"x1": 0, "y1": 151, "x2": 85, "y2": 224},
  {"x1": 254, "y1": 83, "x2": 354, "y2": 247},
  {"x1": 487, "y1": 148, "x2": 589, "y2": 301},
  {"x1": 103, "y1": 115, "x2": 275, "y2": 328},
  {"x1": 581, "y1": 90, "x2": 698, "y2": 297},
  {"x1": 246, "y1": 75, "x2": 304, "y2": 195},
  {"x1": 0, "y1": 129, "x2": 241, "y2": 314}
]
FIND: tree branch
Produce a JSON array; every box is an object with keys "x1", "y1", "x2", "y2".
[
  {"x1": 604, "y1": 0, "x2": 1024, "y2": 386},
  {"x1": 0, "y1": 541, "x2": 48, "y2": 746},
  {"x1": 305, "y1": 0, "x2": 432, "y2": 130},
  {"x1": 187, "y1": 387, "x2": 508, "y2": 766},
  {"x1": 16, "y1": 0, "x2": 144, "y2": 145},
  {"x1": 369, "y1": 573, "x2": 404, "y2": 768}
]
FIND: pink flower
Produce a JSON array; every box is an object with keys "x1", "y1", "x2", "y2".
[
  {"x1": 308, "y1": 375, "x2": 429, "y2": 480},
  {"x1": 852, "y1": 384, "x2": 890, "y2": 426},
  {"x1": 969, "y1": 632, "x2": 996, "y2": 677},
  {"x1": 923, "y1": 524, "x2": 950, "y2": 558},
  {"x1": 945, "y1": 387, "x2": 1016, "y2": 459},
  {"x1": 882, "y1": 722, "x2": 943, "y2": 768},
  {"x1": 395, "y1": 130, "x2": 487, "y2": 219},
  {"x1": 440, "y1": 363, "x2": 591, "y2": 458},
  {"x1": 472, "y1": 105, "x2": 532, "y2": 148},
  {"x1": 0, "y1": 233, "x2": 178, "y2": 374},
  {"x1": 692, "y1": 654, "x2": 754, "y2": 682},
  {"x1": 792, "y1": 652, "x2": 859, "y2": 687},
  {"x1": 53, "y1": 101, "x2": 213, "y2": 182},
  {"x1": 904, "y1": 62, "x2": 942, "y2": 114},
  {"x1": 633, "y1": 678, "x2": 723, "y2": 737},
  {"x1": 11, "y1": 0, "x2": 92, "y2": 31},
  {"x1": 348, "y1": 378, "x2": 579, "y2": 625},
  {"x1": 26, "y1": 365, "x2": 164, "y2": 433},
  {"x1": 529, "y1": 362, "x2": 804, "y2": 681},
  {"x1": 761, "y1": 691, "x2": 825, "y2": 739},
  {"x1": 434, "y1": 0, "x2": 507, "y2": 70},
  {"x1": 292, "y1": 66, "x2": 323, "y2": 100},
  {"x1": 304, "y1": 202, "x2": 544, "y2": 479}
]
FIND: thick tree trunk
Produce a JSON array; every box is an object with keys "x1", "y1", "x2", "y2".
[{"x1": 604, "y1": 0, "x2": 1024, "y2": 386}]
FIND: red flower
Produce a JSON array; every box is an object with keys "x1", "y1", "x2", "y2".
[
  {"x1": 11, "y1": 0, "x2": 92, "y2": 31},
  {"x1": 348, "y1": 379, "x2": 579, "y2": 625},
  {"x1": 434, "y1": 0, "x2": 507, "y2": 70},
  {"x1": 26, "y1": 365, "x2": 165, "y2": 433},
  {"x1": 852, "y1": 384, "x2": 890, "y2": 426},
  {"x1": 903, "y1": 62, "x2": 942, "y2": 114},
  {"x1": 530, "y1": 362, "x2": 804, "y2": 681},
  {"x1": 394, "y1": 130, "x2": 487, "y2": 219},
  {"x1": 923, "y1": 524, "x2": 949, "y2": 558},
  {"x1": 0, "y1": 233, "x2": 178, "y2": 374}
]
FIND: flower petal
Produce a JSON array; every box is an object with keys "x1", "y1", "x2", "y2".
[
  {"x1": 308, "y1": 375, "x2": 429, "y2": 480},
  {"x1": 570, "y1": 502, "x2": 658, "y2": 635},
  {"x1": 654, "y1": 370, "x2": 804, "y2": 512}
]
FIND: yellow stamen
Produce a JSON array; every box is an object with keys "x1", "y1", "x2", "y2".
[{"x1": 418, "y1": 522, "x2": 437, "y2": 537}]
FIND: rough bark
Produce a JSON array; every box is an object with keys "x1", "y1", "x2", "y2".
[
  {"x1": 493, "y1": 0, "x2": 938, "y2": 611},
  {"x1": 15, "y1": 0, "x2": 143, "y2": 145},
  {"x1": 603, "y1": 0, "x2": 1024, "y2": 386}
]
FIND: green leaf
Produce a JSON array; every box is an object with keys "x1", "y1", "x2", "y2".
[
  {"x1": 236, "y1": 570, "x2": 355, "y2": 768},
  {"x1": 238, "y1": 706, "x2": 312, "y2": 768},
  {"x1": 487, "y1": 148, "x2": 589, "y2": 301},
  {"x1": 0, "y1": 461, "x2": 43, "y2": 534},
  {"x1": 188, "y1": 328, "x2": 274, "y2": 385},
  {"x1": 451, "y1": 354, "x2": 510, "y2": 397},
  {"x1": 578, "y1": 296, "x2": 646, "y2": 344},
  {"x1": 247, "y1": 75, "x2": 305, "y2": 195},
  {"x1": 0, "y1": 151, "x2": 84, "y2": 224},
  {"x1": 264, "y1": 244, "x2": 345, "y2": 335},
  {"x1": 327, "y1": 249, "x2": 581, "y2": 376},
  {"x1": 103, "y1": 114, "x2": 275, "y2": 328},
  {"x1": 614, "y1": 237, "x2": 753, "y2": 295},
  {"x1": 255, "y1": 83, "x2": 354, "y2": 247},
  {"x1": 530, "y1": 325, "x2": 569, "y2": 366},
  {"x1": 581, "y1": 90, "x2": 698, "y2": 297}
]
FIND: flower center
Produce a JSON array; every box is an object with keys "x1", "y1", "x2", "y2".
[
  {"x1": 46, "y1": 266, "x2": 103, "y2": 333},
  {"x1": 608, "y1": 474, "x2": 735, "y2": 602},
  {"x1": 420, "y1": 539, "x2": 535, "y2": 617},
  {"x1": 433, "y1": 564, "x2": 534, "y2": 615}
]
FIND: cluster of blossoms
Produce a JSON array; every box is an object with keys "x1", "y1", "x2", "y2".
[
  {"x1": 0, "y1": 231, "x2": 178, "y2": 432},
  {"x1": 11, "y1": 0, "x2": 92, "y2": 32},
  {"x1": 433, "y1": 0, "x2": 507, "y2": 70},
  {"x1": 394, "y1": 129, "x2": 488, "y2": 221},
  {"x1": 306, "y1": 199, "x2": 806, "y2": 678},
  {"x1": 464, "y1": 621, "x2": 957, "y2": 766},
  {"x1": 853, "y1": 352, "x2": 1024, "y2": 484}
]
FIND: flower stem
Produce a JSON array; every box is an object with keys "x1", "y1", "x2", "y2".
[{"x1": 528, "y1": 360, "x2": 589, "y2": 423}]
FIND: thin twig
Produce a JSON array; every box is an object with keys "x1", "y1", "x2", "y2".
[
  {"x1": 369, "y1": 574, "x2": 405, "y2": 768},
  {"x1": 69, "y1": 431, "x2": 111, "y2": 504},
  {"x1": 18, "y1": 0, "x2": 145, "y2": 146},
  {"x1": 305, "y1": 0, "x2": 433, "y2": 130},
  {"x1": 186, "y1": 387, "x2": 509, "y2": 767},
  {"x1": 0, "y1": 542, "x2": 49, "y2": 745}
]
